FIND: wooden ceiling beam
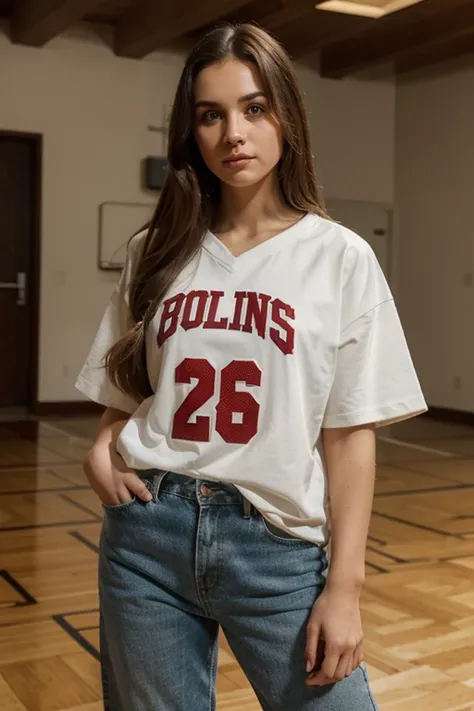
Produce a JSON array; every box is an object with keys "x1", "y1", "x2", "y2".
[
  {"x1": 183, "y1": 0, "x2": 316, "y2": 53},
  {"x1": 320, "y1": 0, "x2": 474, "y2": 78},
  {"x1": 396, "y1": 33, "x2": 474, "y2": 75},
  {"x1": 115, "y1": 0, "x2": 253, "y2": 59},
  {"x1": 203, "y1": 0, "x2": 323, "y2": 32},
  {"x1": 262, "y1": 0, "x2": 324, "y2": 31},
  {"x1": 11, "y1": 0, "x2": 105, "y2": 46},
  {"x1": 281, "y1": 11, "x2": 370, "y2": 59},
  {"x1": 183, "y1": 0, "x2": 286, "y2": 43},
  {"x1": 228, "y1": 0, "x2": 287, "y2": 27}
]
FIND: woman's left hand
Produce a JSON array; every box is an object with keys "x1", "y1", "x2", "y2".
[{"x1": 305, "y1": 586, "x2": 364, "y2": 686}]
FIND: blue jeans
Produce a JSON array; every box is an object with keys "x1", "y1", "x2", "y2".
[{"x1": 99, "y1": 470, "x2": 378, "y2": 710}]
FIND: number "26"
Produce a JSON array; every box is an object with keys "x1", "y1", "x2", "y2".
[{"x1": 172, "y1": 358, "x2": 262, "y2": 444}]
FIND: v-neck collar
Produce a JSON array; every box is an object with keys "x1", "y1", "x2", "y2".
[{"x1": 202, "y1": 213, "x2": 318, "y2": 272}]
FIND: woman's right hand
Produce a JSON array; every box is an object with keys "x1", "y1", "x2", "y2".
[{"x1": 84, "y1": 442, "x2": 153, "y2": 506}]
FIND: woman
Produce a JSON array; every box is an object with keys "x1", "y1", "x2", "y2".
[{"x1": 76, "y1": 22, "x2": 426, "y2": 711}]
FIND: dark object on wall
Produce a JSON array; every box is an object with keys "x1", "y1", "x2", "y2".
[{"x1": 145, "y1": 156, "x2": 168, "y2": 189}]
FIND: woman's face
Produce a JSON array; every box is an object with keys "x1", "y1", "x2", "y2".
[{"x1": 193, "y1": 59, "x2": 284, "y2": 189}]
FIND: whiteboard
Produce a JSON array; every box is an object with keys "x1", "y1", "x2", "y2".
[{"x1": 98, "y1": 201, "x2": 155, "y2": 269}]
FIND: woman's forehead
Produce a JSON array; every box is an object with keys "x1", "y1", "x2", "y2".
[{"x1": 194, "y1": 59, "x2": 264, "y2": 104}]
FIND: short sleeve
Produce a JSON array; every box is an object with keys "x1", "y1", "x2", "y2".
[
  {"x1": 74, "y1": 231, "x2": 147, "y2": 414},
  {"x1": 323, "y1": 238, "x2": 427, "y2": 429}
]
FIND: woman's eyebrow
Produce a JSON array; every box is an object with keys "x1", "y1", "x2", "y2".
[{"x1": 195, "y1": 91, "x2": 267, "y2": 109}]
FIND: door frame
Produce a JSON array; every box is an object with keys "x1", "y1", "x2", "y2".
[{"x1": 0, "y1": 130, "x2": 42, "y2": 413}]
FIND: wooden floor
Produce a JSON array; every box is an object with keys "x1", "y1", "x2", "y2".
[{"x1": 1, "y1": 414, "x2": 474, "y2": 710}]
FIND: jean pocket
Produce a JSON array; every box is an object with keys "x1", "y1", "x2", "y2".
[
  {"x1": 102, "y1": 471, "x2": 167, "y2": 513},
  {"x1": 259, "y1": 515, "x2": 314, "y2": 545},
  {"x1": 137, "y1": 469, "x2": 169, "y2": 504},
  {"x1": 102, "y1": 497, "x2": 139, "y2": 514}
]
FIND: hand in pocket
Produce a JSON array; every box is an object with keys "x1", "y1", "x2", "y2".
[{"x1": 84, "y1": 443, "x2": 152, "y2": 507}]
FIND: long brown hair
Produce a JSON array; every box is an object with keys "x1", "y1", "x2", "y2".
[{"x1": 105, "y1": 22, "x2": 328, "y2": 403}]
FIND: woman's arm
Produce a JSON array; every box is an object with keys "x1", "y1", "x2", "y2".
[
  {"x1": 84, "y1": 406, "x2": 152, "y2": 505},
  {"x1": 90, "y1": 406, "x2": 131, "y2": 452},
  {"x1": 323, "y1": 423, "x2": 376, "y2": 592},
  {"x1": 305, "y1": 423, "x2": 376, "y2": 686}
]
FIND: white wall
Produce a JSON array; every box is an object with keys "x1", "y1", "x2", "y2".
[
  {"x1": 396, "y1": 56, "x2": 474, "y2": 411},
  {"x1": 0, "y1": 23, "x2": 184, "y2": 403},
  {"x1": 298, "y1": 63, "x2": 395, "y2": 205},
  {"x1": 0, "y1": 23, "x2": 396, "y2": 403}
]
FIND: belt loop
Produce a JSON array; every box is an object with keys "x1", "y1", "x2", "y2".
[
  {"x1": 148, "y1": 470, "x2": 168, "y2": 503},
  {"x1": 243, "y1": 497, "x2": 252, "y2": 519}
]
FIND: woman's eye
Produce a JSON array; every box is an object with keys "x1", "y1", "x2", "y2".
[
  {"x1": 247, "y1": 104, "x2": 264, "y2": 116},
  {"x1": 202, "y1": 110, "x2": 221, "y2": 122}
]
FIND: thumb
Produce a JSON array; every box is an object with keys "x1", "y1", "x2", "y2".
[{"x1": 123, "y1": 472, "x2": 153, "y2": 502}]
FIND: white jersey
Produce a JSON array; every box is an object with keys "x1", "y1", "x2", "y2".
[{"x1": 76, "y1": 213, "x2": 426, "y2": 546}]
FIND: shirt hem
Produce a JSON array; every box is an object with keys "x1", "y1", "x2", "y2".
[
  {"x1": 322, "y1": 396, "x2": 428, "y2": 429},
  {"x1": 74, "y1": 375, "x2": 137, "y2": 415}
]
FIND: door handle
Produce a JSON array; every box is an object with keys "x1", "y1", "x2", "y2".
[{"x1": 0, "y1": 272, "x2": 27, "y2": 306}]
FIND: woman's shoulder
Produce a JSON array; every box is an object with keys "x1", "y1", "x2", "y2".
[
  {"x1": 118, "y1": 228, "x2": 150, "y2": 288},
  {"x1": 126, "y1": 226, "x2": 150, "y2": 266},
  {"x1": 304, "y1": 214, "x2": 378, "y2": 278},
  {"x1": 127, "y1": 227, "x2": 149, "y2": 257},
  {"x1": 310, "y1": 214, "x2": 374, "y2": 256},
  {"x1": 305, "y1": 214, "x2": 391, "y2": 306}
]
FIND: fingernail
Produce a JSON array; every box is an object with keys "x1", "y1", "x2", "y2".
[{"x1": 306, "y1": 659, "x2": 311, "y2": 672}]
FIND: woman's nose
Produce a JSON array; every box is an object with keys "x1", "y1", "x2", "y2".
[{"x1": 224, "y1": 113, "x2": 246, "y2": 146}]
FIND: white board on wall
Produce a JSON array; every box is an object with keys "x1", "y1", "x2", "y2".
[{"x1": 98, "y1": 201, "x2": 155, "y2": 269}]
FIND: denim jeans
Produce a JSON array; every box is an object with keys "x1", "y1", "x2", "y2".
[{"x1": 99, "y1": 470, "x2": 378, "y2": 711}]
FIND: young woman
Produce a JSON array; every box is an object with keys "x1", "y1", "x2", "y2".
[{"x1": 76, "y1": 22, "x2": 426, "y2": 711}]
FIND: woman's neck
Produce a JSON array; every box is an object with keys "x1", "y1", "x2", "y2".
[{"x1": 214, "y1": 172, "x2": 300, "y2": 237}]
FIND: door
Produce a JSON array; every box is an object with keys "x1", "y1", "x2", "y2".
[
  {"x1": 0, "y1": 135, "x2": 38, "y2": 408},
  {"x1": 324, "y1": 198, "x2": 393, "y2": 282}
]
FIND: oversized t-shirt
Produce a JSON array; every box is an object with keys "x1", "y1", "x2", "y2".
[{"x1": 75, "y1": 213, "x2": 427, "y2": 546}]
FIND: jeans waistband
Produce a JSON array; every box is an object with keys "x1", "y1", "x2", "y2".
[{"x1": 142, "y1": 470, "x2": 256, "y2": 519}]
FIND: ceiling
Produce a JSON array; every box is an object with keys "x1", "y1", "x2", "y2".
[{"x1": 2, "y1": 0, "x2": 474, "y2": 77}]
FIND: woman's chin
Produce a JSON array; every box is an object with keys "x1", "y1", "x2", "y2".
[{"x1": 218, "y1": 169, "x2": 271, "y2": 190}]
